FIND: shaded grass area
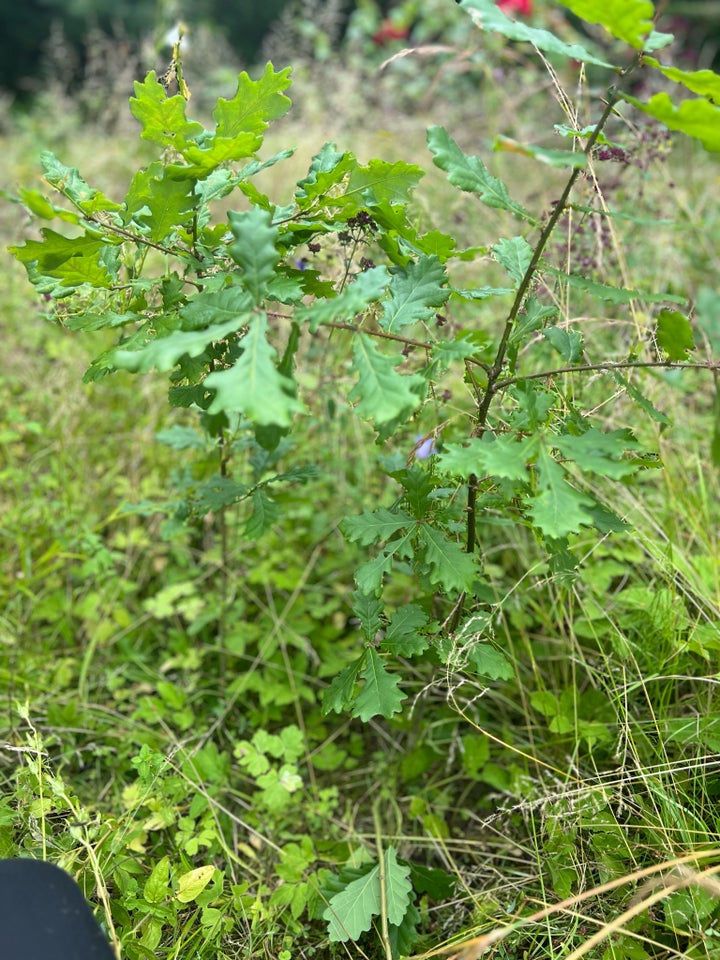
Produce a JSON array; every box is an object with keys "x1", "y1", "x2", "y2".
[{"x1": 1, "y1": 41, "x2": 720, "y2": 960}]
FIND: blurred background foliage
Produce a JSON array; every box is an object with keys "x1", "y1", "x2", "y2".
[{"x1": 1, "y1": 0, "x2": 719, "y2": 104}]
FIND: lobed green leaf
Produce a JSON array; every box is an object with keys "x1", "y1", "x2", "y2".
[
  {"x1": 353, "y1": 649, "x2": 406, "y2": 721},
  {"x1": 419, "y1": 526, "x2": 478, "y2": 593},
  {"x1": 227, "y1": 208, "x2": 281, "y2": 304},
  {"x1": 205, "y1": 314, "x2": 304, "y2": 426},
  {"x1": 349, "y1": 335, "x2": 425, "y2": 424},
  {"x1": 379, "y1": 256, "x2": 449, "y2": 332}
]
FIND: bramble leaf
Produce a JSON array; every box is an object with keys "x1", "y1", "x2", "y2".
[
  {"x1": 427, "y1": 126, "x2": 532, "y2": 221},
  {"x1": 227, "y1": 208, "x2": 281, "y2": 304},
  {"x1": 349, "y1": 334, "x2": 424, "y2": 423},
  {"x1": 418, "y1": 526, "x2": 478, "y2": 593},
  {"x1": 205, "y1": 314, "x2": 304, "y2": 426},
  {"x1": 556, "y1": 0, "x2": 654, "y2": 48},
  {"x1": 655, "y1": 309, "x2": 695, "y2": 361},
  {"x1": 459, "y1": 0, "x2": 613, "y2": 67},
  {"x1": 353, "y1": 649, "x2": 406, "y2": 721},
  {"x1": 379, "y1": 256, "x2": 449, "y2": 332}
]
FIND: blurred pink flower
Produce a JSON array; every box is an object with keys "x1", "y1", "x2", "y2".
[{"x1": 498, "y1": 0, "x2": 533, "y2": 15}]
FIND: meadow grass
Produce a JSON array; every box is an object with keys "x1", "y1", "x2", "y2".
[{"x1": 1, "y1": 33, "x2": 719, "y2": 960}]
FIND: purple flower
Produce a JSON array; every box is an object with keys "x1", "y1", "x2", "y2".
[{"x1": 414, "y1": 435, "x2": 436, "y2": 460}]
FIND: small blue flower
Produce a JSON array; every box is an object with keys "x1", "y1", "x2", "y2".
[{"x1": 414, "y1": 435, "x2": 436, "y2": 460}]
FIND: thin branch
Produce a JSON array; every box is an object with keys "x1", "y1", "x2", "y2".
[{"x1": 494, "y1": 358, "x2": 720, "y2": 390}]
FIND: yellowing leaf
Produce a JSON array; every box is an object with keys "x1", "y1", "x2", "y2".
[{"x1": 175, "y1": 865, "x2": 215, "y2": 903}]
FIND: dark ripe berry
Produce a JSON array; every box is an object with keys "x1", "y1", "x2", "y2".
[
  {"x1": 359, "y1": 257, "x2": 376, "y2": 270},
  {"x1": 435, "y1": 313, "x2": 447, "y2": 326},
  {"x1": 308, "y1": 242, "x2": 321, "y2": 253}
]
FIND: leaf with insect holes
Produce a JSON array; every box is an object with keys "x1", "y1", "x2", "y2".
[
  {"x1": 227, "y1": 208, "x2": 280, "y2": 304},
  {"x1": 353, "y1": 649, "x2": 406, "y2": 721},
  {"x1": 382, "y1": 604, "x2": 429, "y2": 657},
  {"x1": 419, "y1": 526, "x2": 478, "y2": 593},
  {"x1": 205, "y1": 314, "x2": 304, "y2": 426},
  {"x1": 528, "y1": 444, "x2": 594, "y2": 537},
  {"x1": 112, "y1": 316, "x2": 245, "y2": 373},
  {"x1": 176, "y1": 866, "x2": 215, "y2": 904},
  {"x1": 655, "y1": 309, "x2": 695, "y2": 361},
  {"x1": 624, "y1": 93, "x2": 720, "y2": 153},
  {"x1": 493, "y1": 236, "x2": 533, "y2": 287},
  {"x1": 556, "y1": 0, "x2": 654, "y2": 49},
  {"x1": 130, "y1": 73, "x2": 204, "y2": 149},
  {"x1": 294, "y1": 266, "x2": 389, "y2": 333},
  {"x1": 349, "y1": 334, "x2": 425, "y2": 423},
  {"x1": 379, "y1": 256, "x2": 449, "y2": 333},
  {"x1": 427, "y1": 126, "x2": 533, "y2": 220},
  {"x1": 459, "y1": 0, "x2": 613, "y2": 67},
  {"x1": 40, "y1": 152, "x2": 123, "y2": 215}
]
